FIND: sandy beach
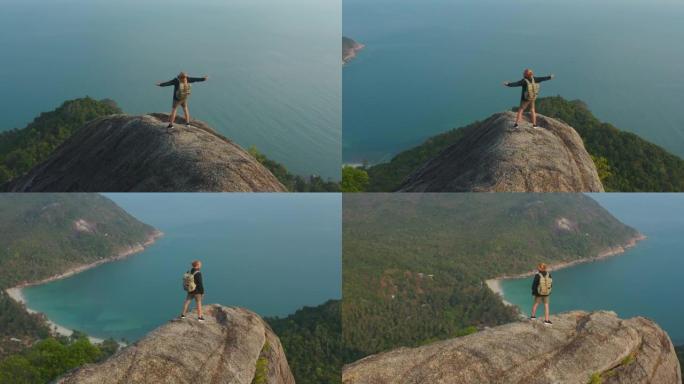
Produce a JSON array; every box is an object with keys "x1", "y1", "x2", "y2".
[
  {"x1": 485, "y1": 233, "x2": 646, "y2": 308},
  {"x1": 4, "y1": 230, "x2": 163, "y2": 343}
]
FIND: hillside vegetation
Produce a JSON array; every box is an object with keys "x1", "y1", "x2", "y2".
[
  {"x1": 267, "y1": 300, "x2": 345, "y2": 384},
  {"x1": 360, "y1": 97, "x2": 684, "y2": 192},
  {"x1": 342, "y1": 194, "x2": 639, "y2": 360},
  {"x1": 0, "y1": 194, "x2": 156, "y2": 366},
  {"x1": 0, "y1": 98, "x2": 121, "y2": 184}
]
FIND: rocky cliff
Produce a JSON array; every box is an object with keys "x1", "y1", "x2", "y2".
[
  {"x1": 343, "y1": 311, "x2": 681, "y2": 384},
  {"x1": 3, "y1": 114, "x2": 286, "y2": 192},
  {"x1": 56, "y1": 305, "x2": 295, "y2": 384},
  {"x1": 397, "y1": 111, "x2": 605, "y2": 192}
]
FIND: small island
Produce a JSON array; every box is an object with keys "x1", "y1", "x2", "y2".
[{"x1": 343, "y1": 36, "x2": 365, "y2": 64}]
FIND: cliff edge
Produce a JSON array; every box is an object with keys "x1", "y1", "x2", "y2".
[
  {"x1": 398, "y1": 111, "x2": 605, "y2": 192},
  {"x1": 343, "y1": 311, "x2": 681, "y2": 384},
  {"x1": 57, "y1": 305, "x2": 295, "y2": 384},
  {"x1": 3, "y1": 114, "x2": 286, "y2": 192}
]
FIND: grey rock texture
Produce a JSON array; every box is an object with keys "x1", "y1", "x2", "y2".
[
  {"x1": 3, "y1": 114, "x2": 286, "y2": 192},
  {"x1": 343, "y1": 311, "x2": 681, "y2": 384},
  {"x1": 398, "y1": 111, "x2": 605, "y2": 192},
  {"x1": 57, "y1": 305, "x2": 295, "y2": 384}
]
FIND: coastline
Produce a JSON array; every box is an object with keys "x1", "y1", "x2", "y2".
[
  {"x1": 485, "y1": 233, "x2": 646, "y2": 308},
  {"x1": 4, "y1": 229, "x2": 163, "y2": 342}
]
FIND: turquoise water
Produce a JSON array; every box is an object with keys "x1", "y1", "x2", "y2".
[
  {"x1": 0, "y1": 0, "x2": 340, "y2": 179},
  {"x1": 343, "y1": 0, "x2": 684, "y2": 164},
  {"x1": 22, "y1": 193, "x2": 341, "y2": 342},
  {"x1": 500, "y1": 193, "x2": 684, "y2": 345}
]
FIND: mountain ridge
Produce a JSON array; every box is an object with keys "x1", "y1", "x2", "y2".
[
  {"x1": 397, "y1": 111, "x2": 604, "y2": 192},
  {"x1": 3, "y1": 114, "x2": 287, "y2": 192},
  {"x1": 343, "y1": 311, "x2": 682, "y2": 384},
  {"x1": 56, "y1": 305, "x2": 295, "y2": 384}
]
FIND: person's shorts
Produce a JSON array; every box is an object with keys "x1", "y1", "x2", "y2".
[
  {"x1": 534, "y1": 295, "x2": 549, "y2": 304},
  {"x1": 186, "y1": 293, "x2": 203, "y2": 301},
  {"x1": 173, "y1": 98, "x2": 189, "y2": 107}
]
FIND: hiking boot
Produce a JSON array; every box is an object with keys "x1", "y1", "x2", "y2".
[
  {"x1": 529, "y1": 316, "x2": 537, "y2": 320},
  {"x1": 544, "y1": 320, "x2": 552, "y2": 325},
  {"x1": 167, "y1": 123, "x2": 174, "y2": 129},
  {"x1": 179, "y1": 314, "x2": 186, "y2": 319},
  {"x1": 513, "y1": 123, "x2": 519, "y2": 128},
  {"x1": 198, "y1": 316, "x2": 205, "y2": 322}
]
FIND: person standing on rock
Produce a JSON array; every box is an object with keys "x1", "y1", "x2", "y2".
[
  {"x1": 181, "y1": 260, "x2": 205, "y2": 321},
  {"x1": 503, "y1": 69, "x2": 554, "y2": 129},
  {"x1": 530, "y1": 263, "x2": 553, "y2": 325},
  {"x1": 156, "y1": 72, "x2": 209, "y2": 129}
]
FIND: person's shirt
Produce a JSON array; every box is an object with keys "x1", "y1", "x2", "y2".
[
  {"x1": 158, "y1": 77, "x2": 207, "y2": 100},
  {"x1": 531, "y1": 270, "x2": 551, "y2": 296},
  {"x1": 190, "y1": 267, "x2": 204, "y2": 294}
]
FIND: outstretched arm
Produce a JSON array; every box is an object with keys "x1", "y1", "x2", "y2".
[
  {"x1": 188, "y1": 75, "x2": 209, "y2": 83},
  {"x1": 156, "y1": 79, "x2": 176, "y2": 87},
  {"x1": 534, "y1": 74, "x2": 554, "y2": 83},
  {"x1": 504, "y1": 79, "x2": 524, "y2": 87}
]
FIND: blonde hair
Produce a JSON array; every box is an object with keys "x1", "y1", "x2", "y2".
[
  {"x1": 191, "y1": 260, "x2": 201, "y2": 268},
  {"x1": 178, "y1": 72, "x2": 188, "y2": 80},
  {"x1": 537, "y1": 263, "x2": 547, "y2": 272},
  {"x1": 524, "y1": 68, "x2": 534, "y2": 79}
]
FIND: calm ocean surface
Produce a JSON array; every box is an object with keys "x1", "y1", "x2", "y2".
[
  {"x1": 500, "y1": 193, "x2": 684, "y2": 345},
  {"x1": 22, "y1": 193, "x2": 342, "y2": 342},
  {"x1": 1, "y1": 0, "x2": 341, "y2": 179},
  {"x1": 343, "y1": 0, "x2": 684, "y2": 164}
]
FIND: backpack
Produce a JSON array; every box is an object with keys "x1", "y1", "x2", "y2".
[
  {"x1": 537, "y1": 272, "x2": 552, "y2": 296},
  {"x1": 175, "y1": 82, "x2": 192, "y2": 101},
  {"x1": 524, "y1": 78, "x2": 540, "y2": 101},
  {"x1": 183, "y1": 270, "x2": 198, "y2": 292}
]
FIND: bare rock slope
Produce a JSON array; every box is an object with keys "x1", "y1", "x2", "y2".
[
  {"x1": 57, "y1": 305, "x2": 295, "y2": 384},
  {"x1": 398, "y1": 111, "x2": 605, "y2": 192},
  {"x1": 3, "y1": 114, "x2": 286, "y2": 192},
  {"x1": 343, "y1": 311, "x2": 681, "y2": 384}
]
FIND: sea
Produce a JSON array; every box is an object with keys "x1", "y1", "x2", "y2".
[
  {"x1": 1, "y1": 0, "x2": 341, "y2": 179},
  {"x1": 343, "y1": 0, "x2": 684, "y2": 165}
]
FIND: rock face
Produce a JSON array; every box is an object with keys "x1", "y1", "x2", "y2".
[
  {"x1": 3, "y1": 114, "x2": 287, "y2": 192},
  {"x1": 398, "y1": 111, "x2": 605, "y2": 192},
  {"x1": 57, "y1": 305, "x2": 295, "y2": 384},
  {"x1": 343, "y1": 311, "x2": 681, "y2": 384}
]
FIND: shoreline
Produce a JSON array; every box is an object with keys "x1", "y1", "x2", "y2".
[
  {"x1": 5, "y1": 229, "x2": 163, "y2": 343},
  {"x1": 485, "y1": 233, "x2": 646, "y2": 309}
]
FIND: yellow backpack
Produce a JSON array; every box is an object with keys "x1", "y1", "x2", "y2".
[
  {"x1": 176, "y1": 82, "x2": 192, "y2": 101},
  {"x1": 524, "y1": 78, "x2": 540, "y2": 101},
  {"x1": 537, "y1": 272, "x2": 552, "y2": 296}
]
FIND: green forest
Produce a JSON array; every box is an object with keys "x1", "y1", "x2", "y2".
[
  {"x1": 0, "y1": 333, "x2": 119, "y2": 384},
  {"x1": 0, "y1": 97, "x2": 340, "y2": 191},
  {"x1": 0, "y1": 98, "x2": 121, "y2": 185},
  {"x1": 353, "y1": 96, "x2": 684, "y2": 192},
  {"x1": 342, "y1": 194, "x2": 640, "y2": 361},
  {"x1": 267, "y1": 300, "x2": 345, "y2": 384}
]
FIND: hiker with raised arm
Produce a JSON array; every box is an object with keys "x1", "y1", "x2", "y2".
[
  {"x1": 156, "y1": 72, "x2": 209, "y2": 128},
  {"x1": 530, "y1": 263, "x2": 553, "y2": 325},
  {"x1": 504, "y1": 69, "x2": 554, "y2": 129},
  {"x1": 180, "y1": 260, "x2": 205, "y2": 321}
]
